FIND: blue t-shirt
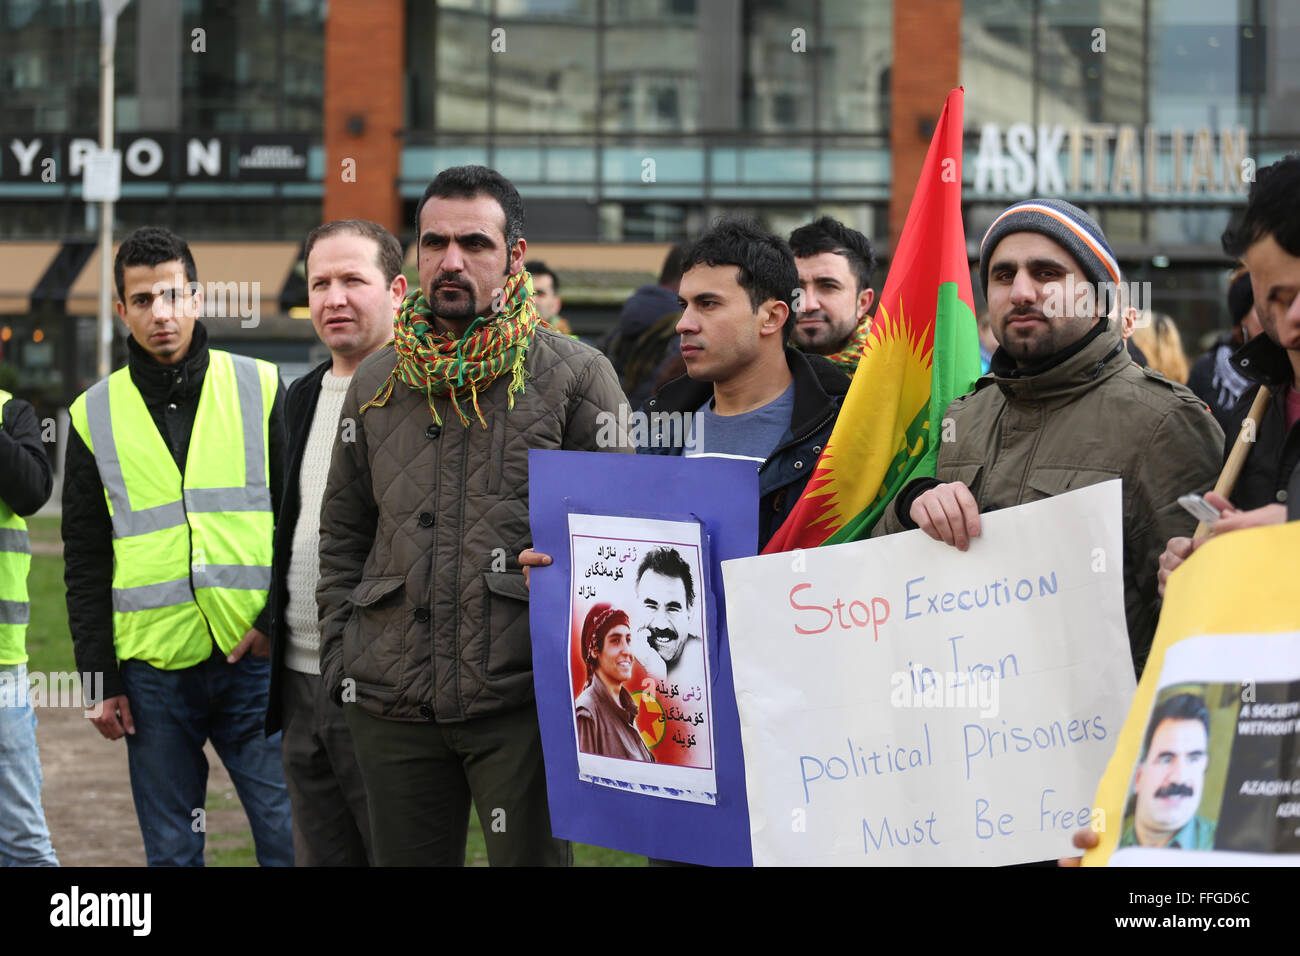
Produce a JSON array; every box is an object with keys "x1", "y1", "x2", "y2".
[{"x1": 683, "y1": 383, "x2": 794, "y2": 464}]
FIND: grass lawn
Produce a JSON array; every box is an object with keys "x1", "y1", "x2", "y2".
[{"x1": 22, "y1": 516, "x2": 642, "y2": 867}]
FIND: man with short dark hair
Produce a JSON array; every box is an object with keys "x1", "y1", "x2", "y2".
[
  {"x1": 63, "y1": 226, "x2": 292, "y2": 865},
  {"x1": 788, "y1": 216, "x2": 876, "y2": 375},
  {"x1": 605, "y1": 243, "x2": 691, "y2": 407},
  {"x1": 1119, "y1": 693, "x2": 1215, "y2": 850},
  {"x1": 266, "y1": 219, "x2": 406, "y2": 866},
  {"x1": 1187, "y1": 270, "x2": 1260, "y2": 432},
  {"x1": 880, "y1": 199, "x2": 1222, "y2": 672},
  {"x1": 640, "y1": 218, "x2": 850, "y2": 551},
  {"x1": 1159, "y1": 155, "x2": 1300, "y2": 586},
  {"x1": 525, "y1": 260, "x2": 570, "y2": 334},
  {"x1": 317, "y1": 166, "x2": 630, "y2": 866},
  {"x1": 633, "y1": 546, "x2": 698, "y2": 679}
]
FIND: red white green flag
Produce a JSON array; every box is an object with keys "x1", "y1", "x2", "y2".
[{"x1": 763, "y1": 87, "x2": 982, "y2": 553}]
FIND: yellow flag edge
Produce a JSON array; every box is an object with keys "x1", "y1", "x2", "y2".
[{"x1": 1082, "y1": 521, "x2": 1300, "y2": 866}]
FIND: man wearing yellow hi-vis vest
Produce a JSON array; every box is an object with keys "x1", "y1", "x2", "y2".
[
  {"x1": 0, "y1": 386, "x2": 57, "y2": 866},
  {"x1": 62, "y1": 227, "x2": 292, "y2": 866}
]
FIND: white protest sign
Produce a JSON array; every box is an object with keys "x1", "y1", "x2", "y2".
[{"x1": 722, "y1": 480, "x2": 1136, "y2": 866}]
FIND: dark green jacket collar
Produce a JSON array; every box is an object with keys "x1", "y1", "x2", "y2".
[{"x1": 981, "y1": 320, "x2": 1128, "y2": 404}]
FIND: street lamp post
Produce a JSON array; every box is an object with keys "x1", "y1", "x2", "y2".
[{"x1": 96, "y1": 0, "x2": 132, "y2": 379}]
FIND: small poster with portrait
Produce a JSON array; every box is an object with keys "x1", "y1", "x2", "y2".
[
  {"x1": 567, "y1": 513, "x2": 716, "y2": 804},
  {"x1": 1085, "y1": 520, "x2": 1300, "y2": 867},
  {"x1": 1108, "y1": 637, "x2": 1300, "y2": 864},
  {"x1": 528, "y1": 449, "x2": 758, "y2": 866}
]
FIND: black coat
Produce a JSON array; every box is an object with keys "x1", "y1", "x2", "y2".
[
  {"x1": 639, "y1": 346, "x2": 850, "y2": 551},
  {"x1": 0, "y1": 396, "x2": 53, "y2": 518},
  {"x1": 1219, "y1": 334, "x2": 1300, "y2": 512},
  {"x1": 265, "y1": 358, "x2": 331, "y2": 734},
  {"x1": 62, "y1": 323, "x2": 286, "y2": 701}
]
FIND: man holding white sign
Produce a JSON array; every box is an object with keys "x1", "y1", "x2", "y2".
[{"x1": 880, "y1": 198, "x2": 1223, "y2": 672}]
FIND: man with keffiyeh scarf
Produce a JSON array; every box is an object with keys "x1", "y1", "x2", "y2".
[{"x1": 317, "y1": 166, "x2": 632, "y2": 866}]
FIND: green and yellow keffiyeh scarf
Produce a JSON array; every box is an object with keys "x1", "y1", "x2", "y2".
[
  {"x1": 362, "y1": 269, "x2": 540, "y2": 427},
  {"x1": 823, "y1": 318, "x2": 871, "y2": 376}
]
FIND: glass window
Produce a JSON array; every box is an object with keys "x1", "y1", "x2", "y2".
[
  {"x1": 742, "y1": 0, "x2": 813, "y2": 132},
  {"x1": 1038, "y1": 0, "x2": 1143, "y2": 127},
  {"x1": 280, "y1": 0, "x2": 326, "y2": 130},
  {"x1": 1259, "y1": 0, "x2": 1300, "y2": 134},
  {"x1": 495, "y1": 0, "x2": 597, "y2": 133},
  {"x1": 0, "y1": 0, "x2": 133, "y2": 132},
  {"x1": 961, "y1": 0, "x2": 1034, "y2": 129},
  {"x1": 433, "y1": 0, "x2": 492, "y2": 132},
  {"x1": 176, "y1": 0, "x2": 324, "y2": 132},
  {"x1": 818, "y1": 0, "x2": 890, "y2": 134},
  {"x1": 1149, "y1": 0, "x2": 1255, "y2": 130},
  {"x1": 184, "y1": 1, "x2": 276, "y2": 130},
  {"x1": 602, "y1": 0, "x2": 698, "y2": 132}
]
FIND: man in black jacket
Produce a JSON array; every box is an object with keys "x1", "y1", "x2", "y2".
[
  {"x1": 267, "y1": 219, "x2": 405, "y2": 866},
  {"x1": 1158, "y1": 155, "x2": 1300, "y2": 593},
  {"x1": 524, "y1": 218, "x2": 848, "y2": 560},
  {"x1": 0, "y1": 390, "x2": 56, "y2": 865},
  {"x1": 639, "y1": 218, "x2": 850, "y2": 551},
  {"x1": 62, "y1": 226, "x2": 291, "y2": 865},
  {"x1": 519, "y1": 219, "x2": 849, "y2": 868}
]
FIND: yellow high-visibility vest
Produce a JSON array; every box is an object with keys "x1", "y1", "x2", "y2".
[
  {"x1": 0, "y1": 389, "x2": 32, "y2": 666},
  {"x1": 69, "y1": 350, "x2": 278, "y2": 669}
]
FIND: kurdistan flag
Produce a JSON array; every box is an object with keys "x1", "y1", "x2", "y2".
[{"x1": 763, "y1": 86, "x2": 982, "y2": 553}]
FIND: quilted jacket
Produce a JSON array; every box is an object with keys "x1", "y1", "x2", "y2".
[{"x1": 317, "y1": 327, "x2": 631, "y2": 722}]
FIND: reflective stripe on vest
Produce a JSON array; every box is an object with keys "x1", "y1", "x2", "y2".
[
  {"x1": 0, "y1": 389, "x2": 33, "y2": 664},
  {"x1": 82, "y1": 355, "x2": 272, "y2": 539},
  {"x1": 69, "y1": 351, "x2": 276, "y2": 669}
]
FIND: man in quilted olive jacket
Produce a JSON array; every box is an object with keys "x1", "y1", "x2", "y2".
[{"x1": 317, "y1": 166, "x2": 631, "y2": 866}]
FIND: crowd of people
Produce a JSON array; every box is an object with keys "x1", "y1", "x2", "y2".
[{"x1": 1, "y1": 153, "x2": 1297, "y2": 867}]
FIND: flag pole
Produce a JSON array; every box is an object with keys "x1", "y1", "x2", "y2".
[{"x1": 1195, "y1": 386, "x2": 1271, "y2": 537}]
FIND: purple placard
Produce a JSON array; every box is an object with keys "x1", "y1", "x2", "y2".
[{"x1": 528, "y1": 449, "x2": 758, "y2": 865}]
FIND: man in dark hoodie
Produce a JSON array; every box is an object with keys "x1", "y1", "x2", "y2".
[
  {"x1": 62, "y1": 226, "x2": 292, "y2": 866},
  {"x1": 520, "y1": 220, "x2": 849, "y2": 869},
  {"x1": 638, "y1": 218, "x2": 850, "y2": 550},
  {"x1": 1158, "y1": 155, "x2": 1300, "y2": 592},
  {"x1": 604, "y1": 243, "x2": 690, "y2": 407},
  {"x1": 1186, "y1": 270, "x2": 1262, "y2": 433},
  {"x1": 527, "y1": 218, "x2": 848, "y2": 564}
]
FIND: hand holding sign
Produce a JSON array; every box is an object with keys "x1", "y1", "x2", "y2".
[{"x1": 910, "y1": 481, "x2": 982, "y2": 551}]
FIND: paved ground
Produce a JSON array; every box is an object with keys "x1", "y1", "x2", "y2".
[{"x1": 35, "y1": 704, "x2": 252, "y2": 866}]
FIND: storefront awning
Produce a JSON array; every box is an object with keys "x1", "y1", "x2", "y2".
[
  {"x1": 0, "y1": 242, "x2": 62, "y2": 313},
  {"x1": 65, "y1": 242, "x2": 301, "y2": 318}
]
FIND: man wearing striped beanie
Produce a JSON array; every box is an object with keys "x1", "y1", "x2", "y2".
[{"x1": 880, "y1": 198, "x2": 1223, "y2": 673}]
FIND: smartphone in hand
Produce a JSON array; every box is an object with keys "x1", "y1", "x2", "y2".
[{"x1": 1177, "y1": 493, "x2": 1221, "y2": 525}]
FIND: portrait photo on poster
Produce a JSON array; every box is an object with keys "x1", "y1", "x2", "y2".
[
  {"x1": 1110, "y1": 632, "x2": 1300, "y2": 865},
  {"x1": 567, "y1": 512, "x2": 717, "y2": 805}
]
